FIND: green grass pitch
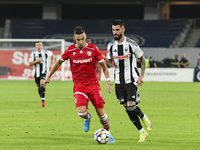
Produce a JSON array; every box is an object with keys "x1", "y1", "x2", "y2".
[{"x1": 0, "y1": 80, "x2": 200, "y2": 150}]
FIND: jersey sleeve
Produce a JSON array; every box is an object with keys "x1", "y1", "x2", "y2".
[
  {"x1": 60, "y1": 49, "x2": 69, "y2": 61},
  {"x1": 47, "y1": 50, "x2": 53, "y2": 57},
  {"x1": 106, "y1": 43, "x2": 112, "y2": 59},
  {"x1": 132, "y1": 45, "x2": 144, "y2": 58},
  {"x1": 29, "y1": 51, "x2": 34, "y2": 62},
  {"x1": 94, "y1": 45, "x2": 104, "y2": 62}
]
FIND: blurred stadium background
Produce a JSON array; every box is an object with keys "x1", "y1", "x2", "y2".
[{"x1": 1, "y1": 0, "x2": 200, "y2": 82}]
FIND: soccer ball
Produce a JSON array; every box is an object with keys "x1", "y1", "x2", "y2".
[{"x1": 94, "y1": 129, "x2": 110, "y2": 144}]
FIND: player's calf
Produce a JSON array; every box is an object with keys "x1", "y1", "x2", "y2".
[
  {"x1": 99, "y1": 113, "x2": 109, "y2": 131},
  {"x1": 78, "y1": 111, "x2": 91, "y2": 132}
]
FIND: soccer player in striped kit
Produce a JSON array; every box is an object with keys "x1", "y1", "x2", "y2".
[
  {"x1": 29, "y1": 41, "x2": 53, "y2": 107},
  {"x1": 107, "y1": 19, "x2": 152, "y2": 142},
  {"x1": 43, "y1": 26, "x2": 115, "y2": 143}
]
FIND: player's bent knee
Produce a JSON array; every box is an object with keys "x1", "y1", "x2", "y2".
[
  {"x1": 125, "y1": 105, "x2": 136, "y2": 111},
  {"x1": 40, "y1": 84, "x2": 44, "y2": 88},
  {"x1": 40, "y1": 79, "x2": 45, "y2": 85},
  {"x1": 78, "y1": 111, "x2": 88, "y2": 119}
]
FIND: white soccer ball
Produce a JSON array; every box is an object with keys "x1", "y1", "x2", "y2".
[{"x1": 94, "y1": 129, "x2": 110, "y2": 144}]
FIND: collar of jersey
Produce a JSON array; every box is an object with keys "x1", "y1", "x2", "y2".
[
  {"x1": 75, "y1": 43, "x2": 88, "y2": 50},
  {"x1": 36, "y1": 49, "x2": 43, "y2": 53}
]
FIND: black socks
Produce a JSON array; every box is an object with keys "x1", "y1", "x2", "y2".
[{"x1": 125, "y1": 106, "x2": 144, "y2": 130}]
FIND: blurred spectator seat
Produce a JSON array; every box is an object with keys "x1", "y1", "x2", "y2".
[
  {"x1": 196, "y1": 40, "x2": 200, "y2": 47},
  {"x1": 0, "y1": 66, "x2": 10, "y2": 75},
  {"x1": 10, "y1": 19, "x2": 189, "y2": 48}
]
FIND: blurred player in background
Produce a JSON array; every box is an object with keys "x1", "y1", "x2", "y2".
[
  {"x1": 171, "y1": 54, "x2": 179, "y2": 67},
  {"x1": 149, "y1": 56, "x2": 157, "y2": 68},
  {"x1": 196, "y1": 53, "x2": 200, "y2": 69},
  {"x1": 180, "y1": 53, "x2": 190, "y2": 68},
  {"x1": 86, "y1": 37, "x2": 92, "y2": 43},
  {"x1": 107, "y1": 19, "x2": 152, "y2": 142},
  {"x1": 29, "y1": 41, "x2": 54, "y2": 107},
  {"x1": 44, "y1": 26, "x2": 115, "y2": 143}
]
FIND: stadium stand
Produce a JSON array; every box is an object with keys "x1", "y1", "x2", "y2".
[
  {"x1": 9, "y1": 19, "x2": 189, "y2": 48},
  {"x1": 196, "y1": 41, "x2": 200, "y2": 47},
  {"x1": 195, "y1": 37, "x2": 200, "y2": 47}
]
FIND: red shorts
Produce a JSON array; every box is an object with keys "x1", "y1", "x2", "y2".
[{"x1": 73, "y1": 81, "x2": 105, "y2": 109}]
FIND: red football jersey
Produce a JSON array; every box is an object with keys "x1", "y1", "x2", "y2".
[{"x1": 61, "y1": 43, "x2": 104, "y2": 83}]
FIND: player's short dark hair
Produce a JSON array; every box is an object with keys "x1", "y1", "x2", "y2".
[
  {"x1": 112, "y1": 19, "x2": 124, "y2": 27},
  {"x1": 36, "y1": 41, "x2": 42, "y2": 44},
  {"x1": 74, "y1": 26, "x2": 85, "y2": 35}
]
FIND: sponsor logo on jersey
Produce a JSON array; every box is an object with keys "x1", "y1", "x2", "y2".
[
  {"x1": 73, "y1": 52, "x2": 76, "y2": 55},
  {"x1": 73, "y1": 58, "x2": 93, "y2": 63},
  {"x1": 86, "y1": 47, "x2": 95, "y2": 50},
  {"x1": 113, "y1": 54, "x2": 131, "y2": 60},
  {"x1": 69, "y1": 48, "x2": 77, "y2": 52}
]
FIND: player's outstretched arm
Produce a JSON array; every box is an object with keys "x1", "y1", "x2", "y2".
[
  {"x1": 44, "y1": 59, "x2": 63, "y2": 88},
  {"x1": 99, "y1": 61, "x2": 113, "y2": 94},
  {"x1": 49, "y1": 54, "x2": 54, "y2": 70},
  {"x1": 138, "y1": 55, "x2": 145, "y2": 87}
]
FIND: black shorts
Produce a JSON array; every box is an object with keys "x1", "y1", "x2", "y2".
[
  {"x1": 35, "y1": 73, "x2": 47, "y2": 86},
  {"x1": 115, "y1": 83, "x2": 140, "y2": 105}
]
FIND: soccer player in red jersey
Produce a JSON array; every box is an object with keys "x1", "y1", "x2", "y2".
[{"x1": 44, "y1": 26, "x2": 115, "y2": 143}]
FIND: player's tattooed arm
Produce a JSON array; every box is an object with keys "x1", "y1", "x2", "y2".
[
  {"x1": 137, "y1": 55, "x2": 145, "y2": 87},
  {"x1": 139, "y1": 55, "x2": 146, "y2": 76},
  {"x1": 105, "y1": 59, "x2": 112, "y2": 68}
]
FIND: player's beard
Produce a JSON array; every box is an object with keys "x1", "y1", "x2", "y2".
[{"x1": 114, "y1": 34, "x2": 122, "y2": 41}]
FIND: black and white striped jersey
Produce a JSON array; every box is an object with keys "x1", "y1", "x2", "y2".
[
  {"x1": 29, "y1": 49, "x2": 53, "y2": 78},
  {"x1": 107, "y1": 36, "x2": 143, "y2": 84}
]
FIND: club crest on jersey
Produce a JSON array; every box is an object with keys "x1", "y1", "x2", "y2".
[
  {"x1": 87, "y1": 51, "x2": 92, "y2": 56},
  {"x1": 113, "y1": 54, "x2": 131, "y2": 60}
]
